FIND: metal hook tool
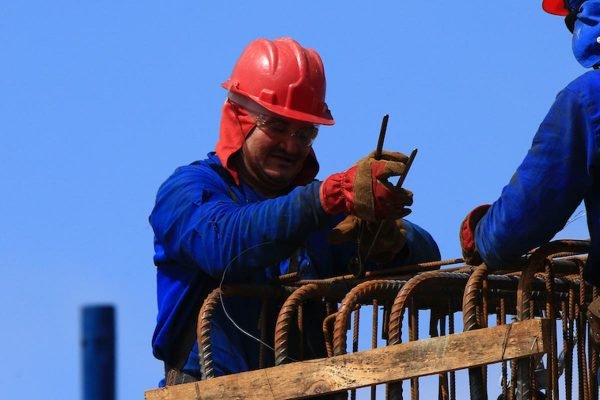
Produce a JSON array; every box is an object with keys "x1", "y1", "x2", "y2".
[{"x1": 348, "y1": 115, "x2": 418, "y2": 278}]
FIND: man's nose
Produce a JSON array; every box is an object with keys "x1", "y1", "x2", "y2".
[{"x1": 278, "y1": 131, "x2": 303, "y2": 154}]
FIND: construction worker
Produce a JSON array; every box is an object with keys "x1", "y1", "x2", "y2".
[
  {"x1": 149, "y1": 37, "x2": 440, "y2": 384},
  {"x1": 460, "y1": 0, "x2": 600, "y2": 279}
]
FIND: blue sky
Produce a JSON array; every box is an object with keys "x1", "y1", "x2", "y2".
[{"x1": 0, "y1": 1, "x2": 590, "y2": 398}]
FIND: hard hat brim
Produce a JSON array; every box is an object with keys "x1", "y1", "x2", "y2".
[
  {"x1": 543, "y1": 0, "x2": 570, "y2": 15},
  {"x1": 224, "y1": 85, "x2": 335, "y2": 126}
]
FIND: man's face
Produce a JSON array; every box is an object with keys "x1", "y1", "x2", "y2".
[{"x1": 240, "y1": 114, "x2": 318, "y2": 194}]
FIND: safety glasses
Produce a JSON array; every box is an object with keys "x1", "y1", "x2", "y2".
[{"x1": 254, "y1": 114, "x2": 319, "y2": 148}]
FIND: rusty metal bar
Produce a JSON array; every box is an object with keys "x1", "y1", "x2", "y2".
[
  {"x1": 332, "y1": 280, "x2": 406, "y2": 400},
  {"x1": 499, "y1": 296, "x2": 508, "y2": 400},
  {"x1": 389, "y1": 271, "x2": 471, "y2": 346},
  {"x1": 350, "y1": 307, "x2": 360, "y2": 400},
  {"x1": 463, "y1": 264, "x2": 489, "y2": 400},
  {"x1": 197, "y1": 285, "x2": 290, "y2": 379},
  {"x1": 448, "y1": 298, "x2": 456, "y2": 400},
  {"x1": 544, "y1": 257, "x2": 559, "y2": 399},
  {"x1": 372, "y1": 299, "x2": 379, "y2": 400},
  {"x1": 591, "y1": 287, "x2": 599, "y2": 400},
  {"x1": 189, "y1": 243, "x2": 596, "y2": 399},
  {"x1": 409, "y1": 298, "x2": 418, "y2": 400},
  {"x1": 198, "y1": 288, "x2": 221, "y2": 380},
  {"x1": 435, "y1": 311, "x2": 449, "y2": 400},
  {"x1": 387, "y1": 271, "x2": 471, "y2": 400},
  {"x1": 323, "y1": 313, "x2": 336, "y2": 358},
  {"x1": 277, "y1": 258, "x2": 465, "y2": 287},
  {"x1": 274, "y1": 283, "x2": 347, "y2": 366},
  {"x1": 515, "y1": 240, "x2": 590, "y2": 400},
  {"x1": 579, "y1": 261, "x2": 591, "y2": 400},
  {"x1": 333, "y1": 280, "x2": 405, "y2": 356}
]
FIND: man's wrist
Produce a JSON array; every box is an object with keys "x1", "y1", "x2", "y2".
[{"x1": 460, "y1": 204, "x2": 491, "y2": 265}]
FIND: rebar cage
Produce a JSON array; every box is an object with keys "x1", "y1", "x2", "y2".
[{"x1": 194, "y1": 239, "x2": 595, "y2": 400}]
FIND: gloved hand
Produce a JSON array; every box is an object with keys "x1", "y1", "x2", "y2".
[
  {"x1": 459, "y1": 204, "x2": 491, "y2": 265},
  {"x1": 329, "y1": 215, "x2": 407, "y2": 264},
  {"x1": 587, "y1": 297, "x2": 600, "y2": 346},
  {"x1": 320, "y1": 150, "x2": 413, "y2": 222}
]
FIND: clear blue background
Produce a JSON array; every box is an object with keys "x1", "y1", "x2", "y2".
[{"x1": 0, "y1": 1, "x2": 590, "y2": 398}]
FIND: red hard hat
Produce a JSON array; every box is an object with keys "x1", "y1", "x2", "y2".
[
  {"x1": 222, "y1": 38, "x2": 335, "y2": 126},
  {"x1": 542, "y1": 0, "x2": 570, "y2": 15}
]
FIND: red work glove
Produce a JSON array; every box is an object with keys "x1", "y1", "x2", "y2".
[
  {"x1": 459, "y1": 204, "x2": 491, "y2": 265},
  {"x1": 329, "y1": 215, "x2": 407, "y2": 264},
  {"x1": 320, "y1": 151, "x2": 413, "y2": 222}
]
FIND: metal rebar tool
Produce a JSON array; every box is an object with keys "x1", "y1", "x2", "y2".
[{"x1": 348, "y1": 114, "x2": 417, "y2": 278}]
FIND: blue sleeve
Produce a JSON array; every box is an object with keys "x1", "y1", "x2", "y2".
[
  {"x1": 401, "y1": 220, "x2": 441, "y2": 264},
  {"x1": 150, "y1": 165, "x2": 330, "y2": 280},
  {"x1": 475, "y1": 87, "x2": 595, "y2": 268}
]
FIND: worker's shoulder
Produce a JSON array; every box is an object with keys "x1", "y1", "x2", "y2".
[
  {"x1": 555, "y1": 70, "x2": 600, "y2": 116},
  {"x1": 170, "y1": 153, "x2": 224, "y2": 179},
  {"x1": 564, "y1": 69, "x2": 600, "y2": 95},
  {"x1": 158, "y1": 153, "x2": 231, "y2": 194}
]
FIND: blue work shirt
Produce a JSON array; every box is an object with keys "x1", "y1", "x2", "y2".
[
  {"x1": 149, "y1": 153, "x2": 440, "y2": 378},
  {"x1": 475, "y1": 70, "x2": 600, "y2": 283}
]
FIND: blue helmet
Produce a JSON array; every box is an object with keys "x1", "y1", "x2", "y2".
[
  {"x1": 542, "y1": 0, "x2": 600, "y2": 68},
  {"x1": 572, "y1": 0, "x2": 600, "y2": 67}
]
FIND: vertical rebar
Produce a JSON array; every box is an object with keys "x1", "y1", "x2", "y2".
[
  {"x1": 591, "y1": 287, "x2": 599, "y2": 400},
  {"x1": 372, "y1": 300, "x2": 379, "y2": 400},
  {"x1": 577, "y1": 300, "x2": 586, "y2": 400},
  {"x1": 567, "y1": 285, "x2": 576, "y2": 400},
  {"x1": 383, "y1": 304, "x2": 390, "y2": 341},
  {"x1": 509, "y1": 358, "x2": 516, "y2": 400},
  {"x1": 463, "y1": 264, "x2": 488, "y2": 400},
  {"x1": 353, "y1": 307, "x2": 360, "y2": 354},
  {"x1": 198, "y1": 289, "x2": 221, "y2": 379},
  {"x1": 323, "y1": 313, "x2": 336, "y2": 358},
  {"x1": 515, "y1": 249, "x2": 540, "y2": 400},
  {"x1": 580, "y1": 263, "x2": 591, "y2": 400},
  {"x1": 545, "y1": 259, "x2": 559, "y2": 399},
  {"x1": 409, "y1": 299, "x2": 419, "y2": 400},
  {"x1": 496, "y1": 296, "x2": 508, "y2": 400},
  {"x1": 351, "y1": 307, "x2": 360, "y2": 400},
  {"x1": 298, "y1": 303, "x2": 305, "y2": 361},
  {"x1": 562, "y1": 298, "x2": 572, "y2": 400},
  {"x1": 438, "y1": 313, "x2": 449, "y2": 400},
  {"x1": 482, "y1": 278, "x2": 489, "y2": 395},
  {"x1": 384, "y1": 301, "x2": 394, "y2": 400},
  {"x1": 449, "y1": 299, "x2": 456, "y2": 400}
]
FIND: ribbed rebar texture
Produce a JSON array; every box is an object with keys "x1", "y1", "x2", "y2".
[
  {"x1": 387, "y1": 271, "x2": 470, "y2": 400},
  {"x1": 388, "y1": 271, "x2": 471, "y2": 346},
  {"x1": 462, "y1": 264, "x2": 489, "y2": 400},
  {"x1": 515, "y1": 240, "x2": 589, "y2": 400},
  {"x1": 197, "y1": 288, "x2": 222, "y2": 380},
  {"x1": 197, "y1": 284, "x2": 290, "y2": 379},
  {"x1": 333, "y1": 280, "x2": 405, "y2": 356},
  {"x1": 274, "y1": 283, "x2": 346, "y2": 365},
  {"x1": 323, "y1": 313, "x2": 337, "y2": 358},
  {"x1": 184, "y1": 241, "x2": 598, "y2": 399}
]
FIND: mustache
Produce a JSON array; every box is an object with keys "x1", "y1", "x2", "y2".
[{"x1": 270, "y1": 149, "x2": 300, "y2": 160}]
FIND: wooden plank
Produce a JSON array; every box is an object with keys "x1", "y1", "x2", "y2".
[{"x1": 145, "y1": 319, "x2": 550, "y2": 400}]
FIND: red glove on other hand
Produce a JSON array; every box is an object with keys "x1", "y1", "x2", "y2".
[
  {"x1": 320, "y1": 151, "x2": 413, "y2": 222},
  {"x1": 459, "y1": 204, "x2": 491, "y2": 265}
]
